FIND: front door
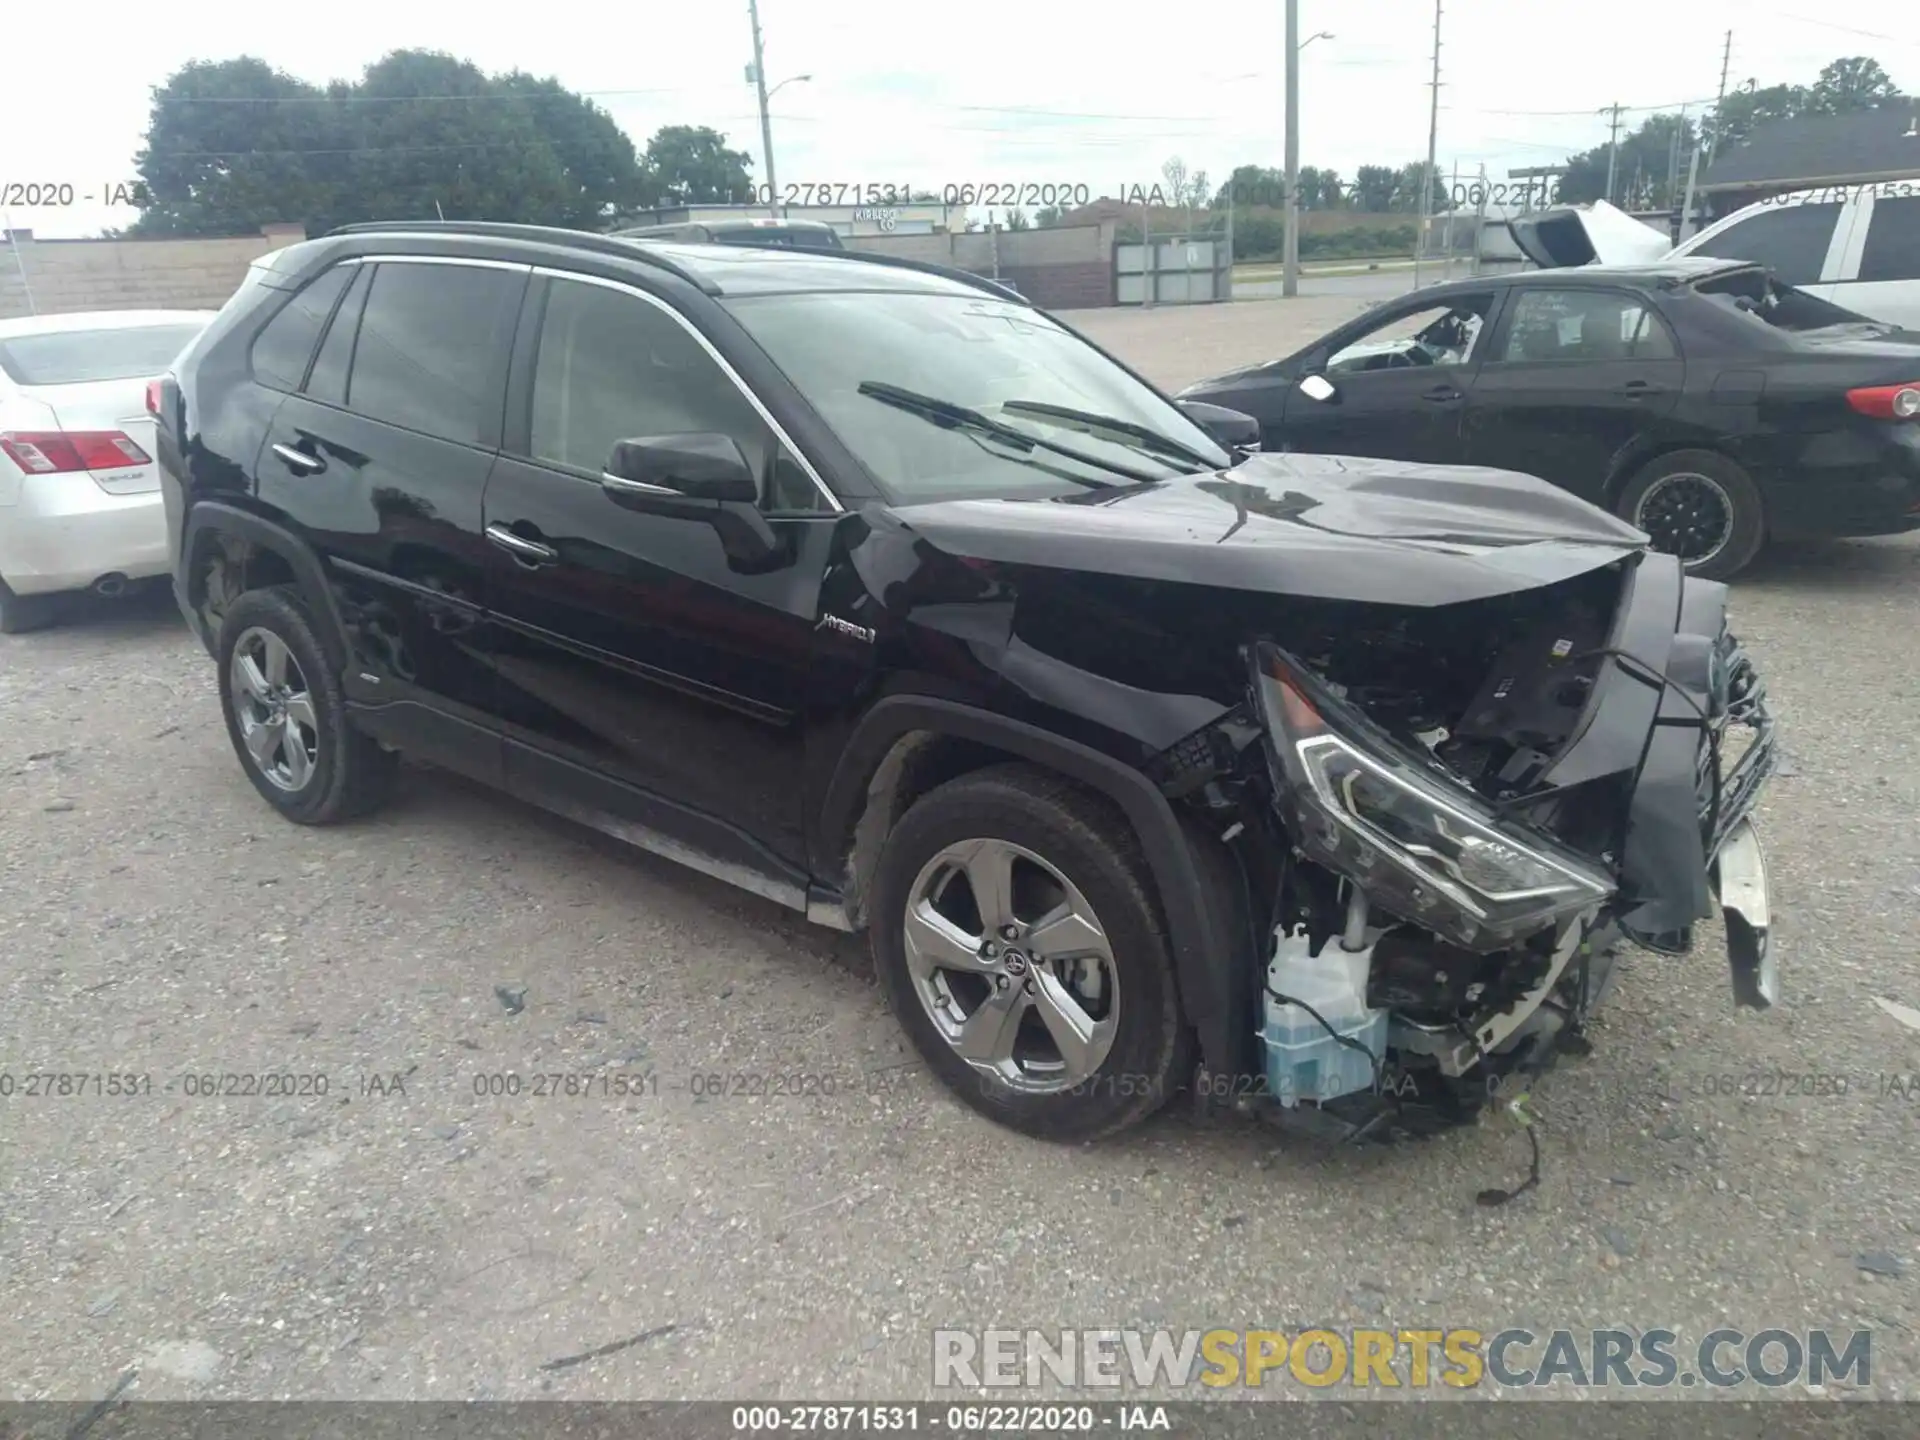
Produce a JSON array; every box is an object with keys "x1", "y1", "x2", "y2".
[
  {"x1": 482, "y1": 271, "x2": 842, "y2": 882},
  {"x1": 1277, "y1": 292, "x2": 1495, "y2": 464},
  {"x1": 1461, "y1": 285, "x2": 1684, "y2": 504},
  {"x1": 255, "y1": 256, "x2": 527, "y2": 777}
]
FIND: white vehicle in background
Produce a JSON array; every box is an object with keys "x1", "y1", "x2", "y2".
[
  {"x1": 1508, "y1": 185, "x2": 1920, "y2": 331},
  {"x1": 0, "y1": 309, "x2": 214, "y2": 632}
]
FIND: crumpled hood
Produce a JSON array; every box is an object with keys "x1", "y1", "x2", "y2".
[{"x1": 891, "y1": 451, "x2": 1649, "y2": 606}]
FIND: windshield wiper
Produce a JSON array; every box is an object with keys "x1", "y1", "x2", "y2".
[
  {"x1": 997, "y1": 399, "x2": 1218, "y2": 471},
  {"x1": 856, "y1": 381, "x2": 1162, "y2": 486}
]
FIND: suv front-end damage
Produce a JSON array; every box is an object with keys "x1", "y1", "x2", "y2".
[{"x1": 1155, "y1": 549, "x2": 1778, "y2": 1136}]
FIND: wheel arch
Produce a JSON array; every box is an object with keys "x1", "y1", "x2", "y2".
[
  {"x1": 1604, "y1": 438, "x2": 1748, "y2": 511},
  {"x1": 818, "y1": 695, "x2": 1255, "y2": 1077},
  {"x1": 182, "y1": 502, "x2": 351, "y2": 671}
]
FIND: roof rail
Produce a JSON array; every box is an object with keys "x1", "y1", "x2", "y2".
[
  {"x1": 321, "y1": 220, "x2": 715, "y2": 293},
  {"x1": 816, "y1": 247, "x2": 1031, "y2": 304}
]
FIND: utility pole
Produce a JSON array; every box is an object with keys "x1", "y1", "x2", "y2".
[
  {"x1": 1282, "y1": 0, "x2": 1301, "y2": 297},
  {"x1": 1682, "y1": 30, "x2": 1732, "y2": 241},
  {"x1": 1666, "y1": 105, "x2": 1685, "y2": 213},
  {"x1": 746, "y1": 0, "x2": 779, "y2": 219},
  {"x1": 1602, "y1": 103, "x2": 1623, "y2": 206},
  {"x1": 1414, "y1": 0, "x2": 1441, "y2": 291}
]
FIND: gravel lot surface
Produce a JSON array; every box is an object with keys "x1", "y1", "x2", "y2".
[{"x1": 2, "y1": 297, "x2": 1916, "y2": 1410}]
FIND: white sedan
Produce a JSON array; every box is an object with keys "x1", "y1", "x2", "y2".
[{"x1": 0, "y1": 308, "x2": 215, "y2": 633}]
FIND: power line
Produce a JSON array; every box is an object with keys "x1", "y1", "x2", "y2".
[{"x1": 1449, "y1": 96, "x2": 1716, "y2": 117}]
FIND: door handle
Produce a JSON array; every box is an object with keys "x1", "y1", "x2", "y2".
[
  {"x1": 271, "y1": 441, "x2": 326, "y2": 474},
  {"x1": 1619, "y1": 379, "x2": 1666, "y2": 398},
  {"x1": 1420, "y1": 384, "x2": 1461, "y2": 404},
  {"x1": 486, "y1": 523, "x2": 559, "y2": 568}
]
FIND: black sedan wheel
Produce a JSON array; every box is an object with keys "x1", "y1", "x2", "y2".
[{"x1": 1617, "y1": 450, "x2": 1765, "y2": 581}]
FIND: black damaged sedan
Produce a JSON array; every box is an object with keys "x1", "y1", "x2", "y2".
[{"x1": 1180, "y1": 259, "x2": 1920, "y2": 580}]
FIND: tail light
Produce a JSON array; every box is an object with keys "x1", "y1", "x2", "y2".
[
  {"x1": 0, "y1": 430, "x2": 153, "y2": 474},
  {"x1": 1846, "y1": 383, "x2": 1920, "y2": 420}
]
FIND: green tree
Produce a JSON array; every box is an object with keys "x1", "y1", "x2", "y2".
[
  {"x1": 1806, "y1": 56, "x2": 1903, "y2": 115},
  {"x1": 1557, "y1": 110, "x2": 1697, "y2": 207},
  {"x1": 1001, "y1": 207, "x2": 1031, "y2": 230},
  {"x1": 1391, "y1": 161, "x2": 1450, "y2": 213},
  {"x1": 131, "y1": 50, "x2": 661, "y2": 235},
  {"x1": 495, "y1": 71, "x2": 651, "y2": 224},
  {"x1": 1216, "y1": 164, "x2": 1286, "y2": 209},
  {"x1": 346, "y1": 50, "x2": 573, "y2": 227},
  {"x1": 644, "y1": 125, "x2": 755, "y2": 204},
  {"x1": 1351, "y1": 164, "x2": 1398, "y2": 212},
  {"x1": 1033, "y1": 203, "x2": 1065, "y2": 227},
  {"x1": 131, "y1": 57, "x2": 347, "y2": 236}
]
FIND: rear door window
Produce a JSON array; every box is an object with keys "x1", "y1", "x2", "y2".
[
  {"x1": 342, "y1": 261, "x2": 523, "y2": 447},
  {"x1": 1859, "y1": 195, "x2": 1920, "y2": 282},
  {"x1": 1688, "y1": 202, "x2": 1843, "y2": 286},
  {"x1": 304, "y1": 265, "x2": 372, "y2": 407},
  {"x1": 250, "y1": 263, "x2": 356, "y2": 392}
]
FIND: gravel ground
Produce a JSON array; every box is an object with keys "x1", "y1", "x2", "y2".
[{"x1": 1, "y1": 297, "x2": 1917, "y2": 1410}]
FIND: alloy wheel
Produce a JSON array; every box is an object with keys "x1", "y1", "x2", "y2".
[
  {"x1": 229, "y1": 627, "x2": 319, "y2": 792},
  {"x1": 901, "y1": 837, "x2": 1119, "y2": 1093},
  {"x1": 1634, "y1": 471, "x2": 1735, "y2": 567}
]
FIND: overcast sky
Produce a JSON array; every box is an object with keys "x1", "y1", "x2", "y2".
[{"x1": 4, "y1": 0, "x2": 1920, "y2": 238}]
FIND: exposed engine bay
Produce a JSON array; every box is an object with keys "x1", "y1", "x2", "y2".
[{"x1": 1076, "y1": 552, "x2": 1782, "y2": 1142}]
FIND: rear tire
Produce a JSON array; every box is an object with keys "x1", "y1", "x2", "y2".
[
  {"x1": 868, "y1": 763, "x2": 1192, "y2": 1142},
  {"x1": 216, "y1": 586, "x2": 398, "y2": 825},
  {"x1": 0, "y1": 578, "x2": 63, "y2": 635},
  {"x1": 1616, "y1": 449, "x2": 1765, "y2": 581}
]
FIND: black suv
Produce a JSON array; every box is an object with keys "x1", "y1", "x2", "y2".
[{"x1": 156, "y1": 221, "x2": 1780, "y2": 1144}]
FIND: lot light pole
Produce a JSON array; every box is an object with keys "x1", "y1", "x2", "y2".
[{"x1": 1281, "y1": 18, "x2": 1333, "y2": 298}]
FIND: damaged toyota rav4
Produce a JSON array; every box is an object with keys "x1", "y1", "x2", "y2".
[{"x1": 155, "y1": 222, "x2": 1780, "y2": 1145}]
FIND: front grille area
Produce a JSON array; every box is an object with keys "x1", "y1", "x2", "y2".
[{"x1": 1699, "y1": 627, "x2": 1777, "y2": 856}]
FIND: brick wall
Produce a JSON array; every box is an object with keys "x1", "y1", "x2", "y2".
[
  {"x1": 0, "y1": 226, "x2": 305, "y2": 321},
  {"x1": 846, "y1": 223, "x2": 1118, "y2": 308}
]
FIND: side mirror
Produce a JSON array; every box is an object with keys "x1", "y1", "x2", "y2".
[
  {"x1": 1176, "y1": 399, "x2": 1261, "y2": 454},
  {"x1": 600, "y1": 432, "x2": 788, "y2": 571},
  {"x1": 1298, "y1": 373, "x2": 1338, "y2": 404},
  {"x1": 604, "y1": 432, "x2": 759, "y2": 503}
]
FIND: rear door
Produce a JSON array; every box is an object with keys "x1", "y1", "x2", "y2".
[
  {"x1": 255, "y1": 256, "x2": 527, "y2": 773},
  {"x1": 1276, "y1": 292, "x2": 1496, "y2": 463},
  {"x1": 1461, "y1": 285, "x2": 1684, "y2": 502},
  {"x1": 1833, "y1": 190, "x2": 1920, "y2": 330}
]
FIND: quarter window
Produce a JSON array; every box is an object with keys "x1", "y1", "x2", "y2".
[
  {"x1": 250, "y1": 263, "x2": 355, "y2": 392},
  {"x1": 343, "y1": 262, "x2": 522, "y2": 447},
  {"x1": 1689, "y1": 203, "x2": 1842, "y2": 287}
]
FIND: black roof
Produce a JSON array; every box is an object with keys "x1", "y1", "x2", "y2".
[
  {"x1": 319, "y1": 221, "x2": 1027, "y2": 303},
  {"x1": 1418, "y1": 256, "x2": 1754, "y2": 298},
  {"x1": 1700, "y1": 106, "x2": 1920, "y2": 191}
]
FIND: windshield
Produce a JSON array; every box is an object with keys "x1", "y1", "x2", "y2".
[
  {"x1": 723, "y1": 290, "x2": 1230, "y2": 502},
  {"x1": 0, "y1": 324, "x2": 204, "y2": 386}
]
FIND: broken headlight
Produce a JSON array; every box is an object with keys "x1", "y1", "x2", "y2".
[{"x1": 1252, "y1": 642, "x2": 1614, "y2": 952}]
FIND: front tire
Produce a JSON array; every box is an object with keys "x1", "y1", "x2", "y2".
[
  {"x1": 216, "y1": 587, "x2": 397, "y2": 824},
  {"x1": 1617, "y1": 449, "x2": 1765, "y2": 581},
  {"x1": 868, "y1": 763, "x2": 1192, "y2": 1142}
]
